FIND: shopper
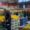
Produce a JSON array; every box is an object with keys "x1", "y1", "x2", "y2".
[
  {"x1": 20, "y1": 16, "x2": 28, "y2": 26},
  {"x1": 24, "y1": 11, "x2": 27, "y2": 17},
  {"x1": 16, "y1": 12, "x2": 18, "y2": 15},
  {"x1": 4, "y1": 9, "x2": 11, "y2": 30},
  {"x1": 20, "y1": 17, "x2": 23, "y2": 26}
]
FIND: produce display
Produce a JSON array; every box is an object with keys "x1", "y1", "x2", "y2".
[
  {"x1": 0, "y1": 15, "x2": 5, "y2": 22},
  {"x1": 11, "y1": 14, "x2": 19, "y2": 30},
  {"x1": 0, "y1": 9, "x2": 30, "y2": 30},
  {"x1": 23, "y1": 24, "x2": 30, "y2": 30}
]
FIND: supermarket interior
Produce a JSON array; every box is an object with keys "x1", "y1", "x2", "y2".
[{"x1": 0, "y1": 0, "x2": 30, "y2": 30}]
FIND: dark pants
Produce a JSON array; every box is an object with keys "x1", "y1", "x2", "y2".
[
  {"x1": 20, "y1": 19, "x2": 23, "y2": 26},
  {"x1": 6, "y1": 18, "x2": 11, "y2": 30},
  {"x1": 2, "y1": 18, "x2": 11, "y2": 30}
]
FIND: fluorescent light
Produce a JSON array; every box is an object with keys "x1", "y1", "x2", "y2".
[{"x1": 18, "y1": 0, "x2": 30, "y2": 3}]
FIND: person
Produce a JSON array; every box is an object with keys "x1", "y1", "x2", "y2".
[
  {"x1": 20, "y1": 16, "x2": 28, "y2": 26},
  {"x1": 20, "y1": 17, "x2": 23, "y2": 26},
  {"x1": 23, "y1": 11, "x2": 27, "y2": 17},
  {"x1": 4, "y1": 9, "x2": 11, "y2": 30},
  {"x1": 16, "y1": 12, "x2": 18, "y2": 15},
  {"x1": 14, "y1": 12, "x2": 18, "y2": 16}
]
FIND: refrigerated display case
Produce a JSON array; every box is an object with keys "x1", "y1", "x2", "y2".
[
  {"x1": 11, "y1": 14, "x2": 19, "y2": 30},
  {"x1": 0, "y1": 9, "x2": 7, "y2": 30},
  {"x1": 11, "y1": 9, "x2": 25, "y2": 30}
]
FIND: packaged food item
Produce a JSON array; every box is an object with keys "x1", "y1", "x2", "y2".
[
  {"x1": 15, "y1": 20, "x2": 19, "y2": 30},
  {"x1": 11, "y1": 18, "x2": 19, "y2": 30},
  {"x1": 11, "y1": 19, "x2": 15, "y2": 30}
]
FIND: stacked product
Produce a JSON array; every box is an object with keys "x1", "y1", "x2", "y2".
[{"x1": 11, "y1": 15, "x2": 19, "y2": 30}]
